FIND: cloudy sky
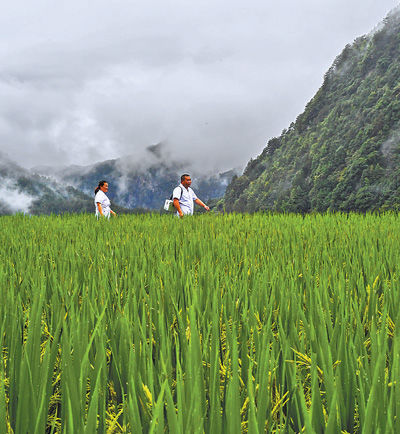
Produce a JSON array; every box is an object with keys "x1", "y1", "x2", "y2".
[{"x1": 0, "y1": 0, "x2": 398, "y2": 173}]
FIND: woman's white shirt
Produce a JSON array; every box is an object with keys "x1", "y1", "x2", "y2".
[{"x1": 95, "y1": 190, "x2": 111, "y2": 218}]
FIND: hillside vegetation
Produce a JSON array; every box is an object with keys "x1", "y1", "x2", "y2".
[{"x1": 224, "y1": 9, "x2": 400, "y2": 212}]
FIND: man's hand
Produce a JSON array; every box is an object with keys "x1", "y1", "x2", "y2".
[{"x1": 195, "y1": 198, "x2": 210, "y2": 211}]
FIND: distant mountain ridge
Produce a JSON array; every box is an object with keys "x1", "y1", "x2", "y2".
[
  {"x1": 0, "y1": 144, "x2": 236, "y2": 215},
  {"x1": 0, "y1": 155, "x2": 94, "y2": 215},
  {"x1": 224, "y1": 7, "x2": 400, "y2": 212},
  {"x1": 34, "y1": 144, "x2": 238, "y2": 210}
]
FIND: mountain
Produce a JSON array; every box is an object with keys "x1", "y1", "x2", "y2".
[
  {"x1": 33, "y1": 144, "x2": 238, "y2": 210},
  {"x1": 224, "y1": 7, "x2": 400, "y2": 213},
  {"x1": 0, "y1": 143, "x2": 236, "y2": 215},
  {"x1": 0, "y1": 155, "x2": 95, "y2": 215}
]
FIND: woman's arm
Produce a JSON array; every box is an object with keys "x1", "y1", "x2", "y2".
[{"x1": 96, "y1": 202, "x2": 104, "y2": 216}]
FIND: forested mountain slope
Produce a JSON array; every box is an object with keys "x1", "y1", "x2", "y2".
[{"x1": 224, "y1": 8, "x2": 400, "y2": 212}]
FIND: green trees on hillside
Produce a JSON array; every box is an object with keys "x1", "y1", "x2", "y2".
[{"x1": 224, "y1": 10, "x2": 400, "y2": 213}]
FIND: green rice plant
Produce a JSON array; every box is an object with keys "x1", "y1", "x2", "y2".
[{"x1": 0, "y1": 212, "x2": 400, "y2": 432}]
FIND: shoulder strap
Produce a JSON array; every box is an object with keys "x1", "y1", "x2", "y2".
[{"x1": 170, "y1": 185, "x2": 184, "y2": 200}]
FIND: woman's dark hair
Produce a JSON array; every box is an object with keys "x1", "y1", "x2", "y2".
[{"x1": 94, "y1": 180, "x2": 107, "y2": 195}]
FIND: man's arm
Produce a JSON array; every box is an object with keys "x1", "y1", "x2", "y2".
[
  {"x1": 194, "y1": 198, "x2": 210, "y2": 211},
  {"x1": 173, "y1": 198, "x2": 184, "y2": 217}
]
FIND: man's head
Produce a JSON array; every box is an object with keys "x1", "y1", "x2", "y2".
[{"x1": 181, "y1": 174, "x2": 191, "y2": 188}]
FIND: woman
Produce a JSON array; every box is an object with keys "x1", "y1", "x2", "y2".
[{"x1": 94, "y1": 180, "x2": 117, "y2": 218}]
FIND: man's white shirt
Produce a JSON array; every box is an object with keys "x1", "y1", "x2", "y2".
[{"x1": 173, "y1": 184, "x2": 198, "y2": 215}]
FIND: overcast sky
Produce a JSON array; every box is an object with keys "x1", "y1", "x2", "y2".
[{"x1": 0, "y1": 0, "x2": 398, "y2": 173}]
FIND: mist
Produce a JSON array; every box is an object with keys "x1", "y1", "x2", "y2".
[{"x1": 0, "y1": 181, "x2": 33, "y2": 214}]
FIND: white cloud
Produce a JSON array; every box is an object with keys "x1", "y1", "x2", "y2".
[{"x1": 0, "y1": 183, "x2": 33, "y2": 213}]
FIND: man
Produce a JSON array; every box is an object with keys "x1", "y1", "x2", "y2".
[{"x1": 173, "y1": 174, "x2": 210, "y2": 217}]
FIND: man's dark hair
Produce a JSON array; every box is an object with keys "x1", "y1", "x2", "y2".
[{"x1": 181, "y1": 174, "x2": 190, "y2": 182}]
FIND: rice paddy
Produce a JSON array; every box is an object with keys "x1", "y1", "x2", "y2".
[{"x1": 0, "y1": 212, "x2": 399, "y2": 432}]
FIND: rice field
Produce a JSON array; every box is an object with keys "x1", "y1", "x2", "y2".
[{"x1": 0, "y1": 212, "x2": 399, "y2": 433}]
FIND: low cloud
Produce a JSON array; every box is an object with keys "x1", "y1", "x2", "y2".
[
  {"x1": 381, "y1": 125, "x2": 400, "y2": 158},
  {"x1": 0, "y1": 181, "x2": 34, "y2": 214}
]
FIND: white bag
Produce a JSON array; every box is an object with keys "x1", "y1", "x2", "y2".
[
  {"x1": 164, "y1": 186, "x2": 182, "y2": 212},
  {"x1": 164, "y1": 199, "x2": 174, "y2": 212}
]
